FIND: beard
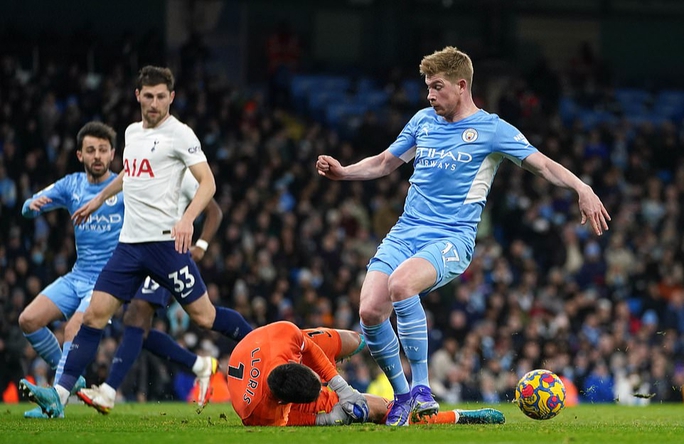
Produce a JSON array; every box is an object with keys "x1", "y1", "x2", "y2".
[
  {"x1": 144, "y1": 109, "x2": 166, "y2": 127},
  {"x1": 85, "y1": 163, "x2": 108, "y2": 179}
]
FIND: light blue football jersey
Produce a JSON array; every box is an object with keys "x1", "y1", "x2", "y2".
[
  {"x1": 388, "y1": 108, "x2": 538, "y2": 247},
  {"x1": 22, "y1": 172, "x2": 124, "y2": 279}
]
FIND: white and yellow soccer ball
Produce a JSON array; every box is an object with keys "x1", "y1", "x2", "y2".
[{"x1": 515, "y1": 369, "x2": 566, "y2": 420}]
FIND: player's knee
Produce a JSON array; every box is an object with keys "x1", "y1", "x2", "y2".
[
  {"x1": 18, "y1": 309, "x2": 39, "y2": 333},
  {"x1": 188, "y1": 311, "x2": 214, "y2": 329},
  {"x1": 123, "y1": 310, "x2": 151, "y2": 331},
  {"x1": 359, "y1": 304, "x2": 385, "y2": 326},
  {"x1": 185, "y1": 296, "x2": 215, "y2": 329},
  {"x1": 82, "y1": 309, "x2": 111, "y2": 330},
  {"x1": 123, "y1": 301, "x2": 154, "y2": 332},
  {"x1": 387, "y1": 274, "x2": 416, "y2": 301}
]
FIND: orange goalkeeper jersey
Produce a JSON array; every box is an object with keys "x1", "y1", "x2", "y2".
[{"x1": 227, "y1": 321, "x2": 340, "y2": 426}]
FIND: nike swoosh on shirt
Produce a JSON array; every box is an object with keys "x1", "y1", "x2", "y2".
[{"x1": 180, "y1": 290, "x2": 192, "y2": 298}]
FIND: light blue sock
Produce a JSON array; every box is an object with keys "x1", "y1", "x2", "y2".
[
  {"x1": 393, "y1": 295, "x2": 429, "y2": 388},
  {"x1": 361, "y1": 319, "x2": 410, "y2": 396},
  {"x1": 54, "y1": 341, "x2": 72, "y2": 384},
  {"x1": 24, "y1": 327, "x2": 62, "y2": 369}
]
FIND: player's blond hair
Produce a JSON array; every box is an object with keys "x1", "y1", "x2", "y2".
[{"x1": 419, "y1": 46, "x2": 474, "y2": 90}]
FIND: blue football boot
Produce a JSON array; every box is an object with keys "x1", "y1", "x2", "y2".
[{"x1": 20, "y1": 379, "x2": 64, "y2": 419}]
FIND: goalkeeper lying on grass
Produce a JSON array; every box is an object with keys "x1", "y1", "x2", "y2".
[{"x1": 227, "y1": 321, "x2": 504, "y2": 426}]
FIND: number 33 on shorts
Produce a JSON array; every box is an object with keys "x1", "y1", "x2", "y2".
[{"x1": 168, "y1": 265, "x2": 196, "y2": 298}]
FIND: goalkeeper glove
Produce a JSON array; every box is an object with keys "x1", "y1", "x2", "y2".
[
  {"x1": 328, "y1": 375, "x2": 370, "y2": 422},
  {"x1": 315, "y1": 404, "x2": 353, "y2": 426}
]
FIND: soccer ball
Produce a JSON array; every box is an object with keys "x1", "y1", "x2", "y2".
[{"x1": 515, "y1": 369, "x2": 566, "y2": 420}]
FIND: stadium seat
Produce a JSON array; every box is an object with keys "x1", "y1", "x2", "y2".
[
  {"x1": 290, "y1": 74, "x2": 352, "y2": 114},
  {"x1": 401, "y1": 79, "x2": 423, "y2": 105},
  {"x1": 307, "y1": 90, "x2": 349, "y2": 117},
  {"x1": 559, "y1": 97, "x2": 578, "y2": 126},
  {"x1": 355, "y1": 90, "x2": 389, "y2": 110},
  {"x1": 325, "y1": 102, "x2": 368, "y2": 132},
  {"x1": 626, "y1": 298, "x2": 643, "y2": 316},
  {"x1": 653, "y1": 90, "x2": 684, "y2": 120}
]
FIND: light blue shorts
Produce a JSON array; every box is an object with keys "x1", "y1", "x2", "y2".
[
  {"x1": 368, "y1": 235, "x2": 473, "y2": 295},
  {"x1": 41, "y1": 273, "x2": 97, "y2": 319}
]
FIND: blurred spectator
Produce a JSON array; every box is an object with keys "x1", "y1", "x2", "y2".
[
  {"x1": 429, "y1": 336, "x2": 458, "y2": 401},
  {"x1": 582, "y1": 360, "x2": 615, "y2": 403}
]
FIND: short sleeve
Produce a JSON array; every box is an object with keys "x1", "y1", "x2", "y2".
[
  {"x1": 388, "y1": 112, "x2": 421, "y2": 162},
  {"x1": 493, "y1": 120, "x2": 538, "y2": 166},
  {"x1": 173, "y1": 125, "x2": 207, "y2": 167}
]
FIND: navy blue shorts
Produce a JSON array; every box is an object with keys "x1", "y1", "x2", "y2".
[
  {"x1": 94, "y1": 241, "x2": 207, "y2": 305},
  {"x1": 134, "y1": 276, "x2": 173, "y2": 308}
]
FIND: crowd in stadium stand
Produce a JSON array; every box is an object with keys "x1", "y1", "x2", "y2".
[{"x1": 1, "y1": 34, "x2": 684, "y2": 406}]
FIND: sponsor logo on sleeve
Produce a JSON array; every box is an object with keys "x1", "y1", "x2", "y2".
[{"x1": 514, "y1": 132, "x2": 530, "y2": 146}]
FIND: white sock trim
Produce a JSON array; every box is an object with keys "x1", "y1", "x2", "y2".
[
  {"x1": 55, "y1": 385, "x2": 70, "y2": 405},
  {"x1": 191, "y1": 356, "x2": 203, "y2": 374}
]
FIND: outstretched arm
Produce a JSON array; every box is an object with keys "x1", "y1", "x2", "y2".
[
  {"x1": 316, "y1": 149, "x2": 404, "y2": 181},
  {"x1": 22, "y1": 179, "x2": 69, "y2": 218},
  {"x1": 522, "y1": 151, "x2": 611, "y2": 236}
]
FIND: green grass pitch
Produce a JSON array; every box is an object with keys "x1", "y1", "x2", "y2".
[{"x1": 2, "y1": 401, "x2": 683, "y2": 444}]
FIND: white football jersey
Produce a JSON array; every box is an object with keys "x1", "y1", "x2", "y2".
[{"x1": 120, "y1": 115, "x2": 207, "y2": 242}]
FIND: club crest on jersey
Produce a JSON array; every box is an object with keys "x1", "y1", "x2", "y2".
[
  {"x1": 151, "y1": 140, "x2": 159, "y2": 152},
  {"x1": 105, "y1": 195, "x2": 118, "y2": 206},
  {"x1": 462, "y1": 128, "x2": 478, "y2": 143},
  {"x1": 124, "y1": 158, "x2": 155, "y2": 177}
]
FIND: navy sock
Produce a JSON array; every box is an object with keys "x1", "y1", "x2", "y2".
[
  {"x1": 59, "y1": 325, "x2": 103, "y2": 392},
  {"x1": 143, "y1": 328, "x2": 196, "y2": 369},
  {"x1": 106, "y1": 326, "x2": 145, "y2": 390},
  {"x1": 211, "y1": 307, "x2": 252, "y2": 341}
]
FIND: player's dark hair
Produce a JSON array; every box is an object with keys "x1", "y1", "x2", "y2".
[
  {"x1": 137, "y1": 65, "x2": 175, "y2": 92},
  {"x1": 267, "y1": 363, "x2": 321, "y2": 404},
  {"x1": 76, "y1": 121, "x2": 116, "y2": 151}
]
